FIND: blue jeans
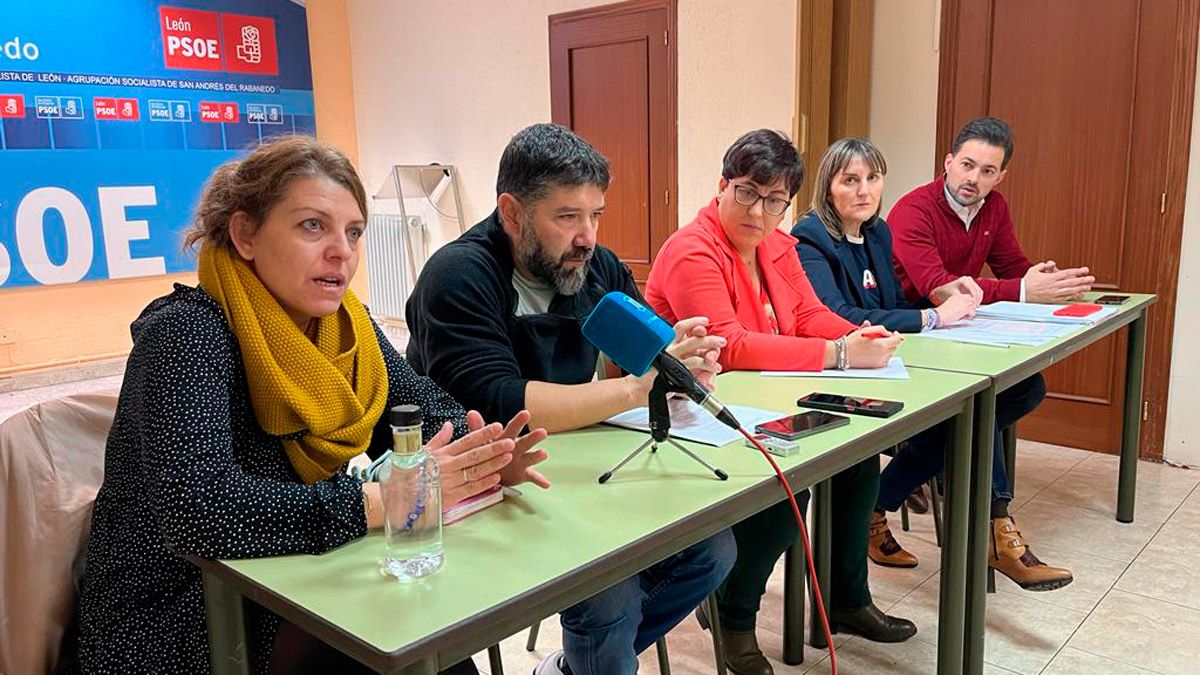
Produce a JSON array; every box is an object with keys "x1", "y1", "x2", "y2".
[
  {"x1": 559, "y1": 529, "x2": 736, "y2": 675},
  {"x1": 876, "y1": 374, "x2": 1046, "y2": 511}
]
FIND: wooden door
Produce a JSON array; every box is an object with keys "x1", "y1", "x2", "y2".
[
  {"x1": 937, "y1": 0, "x2": 1199, "y2": 458},
  {"x1": 549, "y1": 0, "x2": 676, "y2": 286}
]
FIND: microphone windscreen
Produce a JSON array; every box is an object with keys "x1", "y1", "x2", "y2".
[{"x1": 582, "y1": 292, "x2": 675, "y2": 376}]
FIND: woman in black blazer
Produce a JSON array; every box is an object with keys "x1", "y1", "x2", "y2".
[
  {"x1": 791, "y1": 137, "x2": 977, "y2": 569},
  {"x1": 791, "y1": 139, "x2": 977, "y2": 333},
  {"x1": 791, "y1": 138, "x2": 1071, "y2": 593}
]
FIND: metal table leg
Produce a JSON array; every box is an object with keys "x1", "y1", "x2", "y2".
[
  {"x1": 1003, "y1": 424, "x2": 1017, "y2": 490},
  {"x1": 964, "y1": 386, "x2": 996, "y2": 675},
  {"x1": 488, "y1": 645, "x2": 505, "y2": 675},
  {"x1": 782, "y1": 541, "x2": 806, "y2": 665},
  {"x1": 937, "y1": 397, "x2": 973, "y2": 674},
  {"x1": 1118, "y1": 312, "x2": 1147, "y2": 523},
  {"x1": 525, "y1": 621, "x2": 540, "y2": 651},
  {"x1": 983, "y1": 425, "x2": 1016, "y2": 596},
  {"x1": 655, "y1": 637, "x2": 671, "y2": 674},
  {"x1": 704, "y1": 593, "x2": 728, "y2": 675},
  {"x1": 808, "y1": 480, "x2": 833, "y2": 649},
  {"x1": 202, "y1": 569, "x2": 250, "y2": 675}
]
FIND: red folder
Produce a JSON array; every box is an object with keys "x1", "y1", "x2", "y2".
[{"x1": 1053, "y1": 303, "x2": 1103, "y2": 317}]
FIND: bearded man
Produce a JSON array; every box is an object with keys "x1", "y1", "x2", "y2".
[{"x1": 405, "y1": 122, "x2": 735, "y2": 675}]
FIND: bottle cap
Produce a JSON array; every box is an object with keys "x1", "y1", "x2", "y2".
[{"x1": 389, "y1": 405, "x2": 422, "y2": 427}]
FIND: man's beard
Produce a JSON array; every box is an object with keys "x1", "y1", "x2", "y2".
[
  {"x1": 949, "y1": 179, "x2": 983, "y2": 207},
  {"x1": 517, "y1": 215, "x2": 594, "y2": 296}
]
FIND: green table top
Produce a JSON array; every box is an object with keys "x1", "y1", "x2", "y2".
[
  {"x1": 898, "y1": 292, "x2": 1155, "y2": 388},
  {"x1": 212, "y1": 367, "x2": 986, "y2": 670}
]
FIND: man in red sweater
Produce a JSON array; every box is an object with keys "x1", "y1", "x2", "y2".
[
  {"x1": 890, "y1": 117, "x2": 1094, "y2": 305},
  {"x1": 884, "y1": 117, "x2": 1091, "y2": 592}
]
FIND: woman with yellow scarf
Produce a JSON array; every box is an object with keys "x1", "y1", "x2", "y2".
[{"x1": 76, "y1": 136, "x2": 546, "y2": 675}]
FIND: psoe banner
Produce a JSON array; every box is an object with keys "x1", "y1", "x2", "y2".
[{"x1": 0, "y1": 1, "x2": 315, "y2": 288}]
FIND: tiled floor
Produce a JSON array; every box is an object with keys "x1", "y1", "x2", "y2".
[
  {"x1": 473, "y1": 441, "x2": 1200, "y2": 675},
  {"x1": 3, "y1": 382, "x2": 1196, "y2": 674}
]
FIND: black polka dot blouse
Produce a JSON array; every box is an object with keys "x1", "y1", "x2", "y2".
[{"x1": 76, "y1": 284, "x2": 467, "y2": 674}]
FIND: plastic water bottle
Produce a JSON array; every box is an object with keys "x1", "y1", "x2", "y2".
[{"x1": 379, "y1": 405, "x2": 443, "y2": 580}]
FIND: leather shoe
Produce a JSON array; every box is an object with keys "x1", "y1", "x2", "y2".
[
  {"x1": 830, "y1": 603, "x2": 917, "y2": 643},
  {"x1": 722, "y1": 629, "x2": 773, "y2": 675},
  {"x1": 906, "y1": 486, "x2": 930, "y2": 514},
  {"x1": 695, "y1": 604, "x2": 773, "y2": 675}
]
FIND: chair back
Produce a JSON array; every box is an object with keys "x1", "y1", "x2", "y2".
[{"x1": 0, "y1": 391, "x2": 117, "y2": 674}]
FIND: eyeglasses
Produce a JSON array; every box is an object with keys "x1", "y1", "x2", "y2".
[{"x1": 731, "y1": 184, "x2": 791, "y2": 217}]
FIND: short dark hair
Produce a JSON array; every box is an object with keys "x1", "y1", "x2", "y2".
[
  {"x1": 496, "y1": 123, "x2": 611, "y2": 203},
  {"x1": 951, "y1": 116, "x2": 1015, "y2": 168},
  {"x1": 721, "y1": 129, "x2": 804, "y2": 197}
]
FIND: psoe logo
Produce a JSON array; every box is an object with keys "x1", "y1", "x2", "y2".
[
  {"x1": 159, "y1": 6, "x2": 278, "y2": 76},
  {"x1": 160, "y1": 7, "x2": 222, "y2": 71},
  {"x1": 1, "y1": 37, "x2": 40, "y2": 61}
]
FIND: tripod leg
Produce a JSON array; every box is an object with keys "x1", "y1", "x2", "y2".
[
  {"x1": 599, "y1": 438, "x2": 655, "y2": 483},
  {"x1": 665, "y1": 438, "x2": 729, "y2": 480}
]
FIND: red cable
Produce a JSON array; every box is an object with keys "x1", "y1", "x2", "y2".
[{"x1": 737, "y1": 426, "x2": 838, "y2": 675}]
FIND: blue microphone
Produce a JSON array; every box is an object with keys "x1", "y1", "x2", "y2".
[{"x1": 582, "y1": 292, "x2": 740, "y2": 430}]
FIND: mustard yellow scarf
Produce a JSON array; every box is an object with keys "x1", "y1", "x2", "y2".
[{"x1": 197, "y1": 245, "x2": 387, "y2": 484}]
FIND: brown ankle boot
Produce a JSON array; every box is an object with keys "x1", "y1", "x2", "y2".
[
  {"x1": 868, "y1": 511, "x2": 919, "y2": 568},
  {"x1": 721, "y1": 629, "x2": 774, "y2": 675},
  {"x1": 695, "y1": 604, "x2": 773, "y2": 675},
  {"x1": 988, "y1": 516, "x2": 1073, "y2": 591}
]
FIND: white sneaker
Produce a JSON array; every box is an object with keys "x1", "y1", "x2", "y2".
[{"x1": 532, "y1": 649, "x2": 569, "y2": 675}]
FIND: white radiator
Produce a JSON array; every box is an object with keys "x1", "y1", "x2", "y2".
[{"x1": 364, "y1": 213, "x2": 419, "y2": 321}]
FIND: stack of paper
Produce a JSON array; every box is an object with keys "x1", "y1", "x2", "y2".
[
  {"x1": 605, "y1": 400, "x2": 784, "y2": 447},
  {"x1": 761, "y1": 356, "x2": 910, "y2": 380},
  {"x1": 974, "y1": 301, "x2": 1118, "y2": 324},
  {"x1": 920, "y1": 317, "x2": 1078, "y2": 347}
]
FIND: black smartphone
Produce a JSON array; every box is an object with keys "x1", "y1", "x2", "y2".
[
  {"x1": 1095, "y1": 294, "x2": 1129, "y2": 305},
  {"x1": 796, "y1": 392, "x2": 904, "y2": 418},
  {"x1": 755, "y1": 411, "x2": 850, "y2": 441}
]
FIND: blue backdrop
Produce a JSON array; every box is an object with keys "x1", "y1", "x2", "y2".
[{"x1": 0, "y1": 0, "x2": 315, "y2": 287}]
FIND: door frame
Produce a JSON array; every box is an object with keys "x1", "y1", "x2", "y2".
[
  {"x1": 549, "y1": 0, "x2": 678, "y2": 282},
  {"x1": 935, "y1": 0, "x2": 1200, "y2": 459},
  {"x1": 794, "y1": 0, "x2": 874, "y2": 211}
]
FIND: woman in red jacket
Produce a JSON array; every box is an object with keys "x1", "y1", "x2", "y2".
[{"x1": 646, "y1": 130, "x2": 913, "y2": 675}]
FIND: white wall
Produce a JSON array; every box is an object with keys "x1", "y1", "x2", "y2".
[
  {"x1": 1164, "y1": 60, "x2": 1200, "y2": 467},
  {"x1": 868, "y1": 0, "x2": 940, "y2": 215},
  {"x1": 348, "y1": 0, "x2": 592, "y2": 250},
  {"x1": 676, "y1": 2, "x2": 796, "y2": 225},
  {"x1": 347, "y1": 0, "x2": 795, "y2": 236}
]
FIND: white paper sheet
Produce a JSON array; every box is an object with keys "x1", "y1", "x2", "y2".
[
  {"x1": 759, "y1": 356, "x2": 910, "y2": 380},
  {"x1": 918, "y1": 317, "x2": 1079, "y2": 346},
  {"x1": 603, "y1": 400, "x2": 785, "y2": 447},
  {"x1": 974, "y1": 301, "x2": 1117, "y2": 325}
]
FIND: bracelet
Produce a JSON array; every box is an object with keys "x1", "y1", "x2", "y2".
[{"x1": 834, "y1": 336, "x2": 849, "y2": 370}]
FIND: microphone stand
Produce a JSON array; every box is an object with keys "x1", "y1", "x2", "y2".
[{"x1": 599, "y1": 374, "x2": 729, "y2": 484}]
